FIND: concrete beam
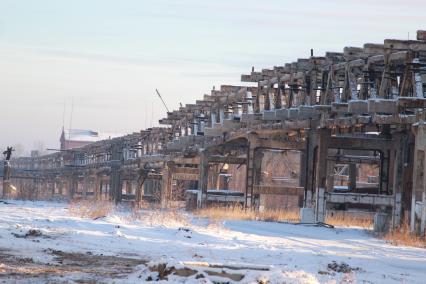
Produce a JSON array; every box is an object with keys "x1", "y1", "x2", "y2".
[
  {"x1": 348, "y1": 100, "x2": 368, "y2": 114},
  {"x1": 208, "y1": 156, "x2": 247, "y2": 164},
  {"x1": 368, "y1": 99, "x2": 398, "y2": 114},
  {"x1": 325, "y1": 192, "x2": 394, "y2": 206},
  {"x1": 253, "y1": 185, "x2": 303, "y2": 195}
]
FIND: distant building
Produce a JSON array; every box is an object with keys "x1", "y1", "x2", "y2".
[
  {"x1": 30, "y1": 150, "x2": 40, "y2": 157},
  {"x1": 60, "y1": 129, "x2": 122, "y2": 150}
]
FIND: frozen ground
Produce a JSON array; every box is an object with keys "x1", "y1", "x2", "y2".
[{"x1": 0, "y1": 201, "x2": 425, "y2": 283}]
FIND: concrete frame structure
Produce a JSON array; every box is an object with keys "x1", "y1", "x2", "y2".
[{"x1": 1, "y1": 30, "x2": 426, "y2": 234}]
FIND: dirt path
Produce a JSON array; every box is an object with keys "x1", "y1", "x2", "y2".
[{"x1": 0, "y1": 248, "x2": 147, "y2": 283}]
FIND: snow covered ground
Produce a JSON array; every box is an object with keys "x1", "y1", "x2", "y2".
[{"x1": 0, "y1": 200, "x2": 425, "y2": 283}]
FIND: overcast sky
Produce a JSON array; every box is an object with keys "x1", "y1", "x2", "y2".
[{"x1": 0, "y1": 0, "x2": 425, "y2": 155}]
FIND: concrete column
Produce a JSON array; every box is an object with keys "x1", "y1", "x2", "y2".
[
  {"x1": 315, "y1": 129, "x2": 331, "y2": 221},
  {"x1": 210, "y1": 113, "x2": 216, "y2": 127},
  {"x1": 378, "y1": 55, "x2": 390, "y2": 98},
  {"x1": 219, "y1": 108, "x2": 225, "y2": 124},
  {"x1": 246, "y1": 91, "x2": 254, "y2": 114},
  {"x1": 264, "y1": 89, "x2": 270, "y2": 110},
  {"x1": 326, "y1": 160, "x2": 335, "y2": 192},
  {"x1": 413, "y1": 58, "x2": 424, "y2": 98},
  {"x1": 299, "y1": 151, "x2": 307, "y2": 188},
  {"x1": 258, "y1": 93, "x2": 264, "y2": 112},
  {"x1": 198, "y1": 150, "x2": 209, "y2": 207},
  {"x1": 304, "y1": 130, "x2": 316, "y2": 207},
  {"x1": 391, "y1": 133, "x2": 406, "y2": 228},
  {"x1": 109, "y1": 167, "x2": 122, "y2": 203},
  {"x1": 109, "y1": 143, "x2": 123, "y2": 203},
  {"x1": 82, "y1": 176, "x2": 89, "y2": 198},
  {"x1": 344, "y1": 66, "x2": 358, "y2": 101},
  {"x1": 421, "y1": 192, "x2": 426, "y2": 236},
  {"x1": 316, "y1": 129, "x2": 331, "y2": 190},
  {"x1": 413, "y1": 124, "x2": 426, "y2": 235},
  {"x1": 210, "y1": 164, "x2": 220, "y2": 190},
  {"x1": 161, "y1": 162, "x2": 173, "y2": 207},
  {"x1": 309, "y1": 70, "x2": 318, "y2": 105},
  {"x1": 253, "y1": 150, "x2": 264, "y2": 188},
  {"x1": 276, "y1": 87, "x2": 283, "y2": 109},
  {"x1": 245, "y1": 135, "x2": 260, "y2": 208},
  {"x1": 2, "y1": 161, "x2": 11, "y2": 198},
  {"x1": 70, "y1": 175, "x2": 78, "y2": 199},
  {"x1": 94, "y1": 175, "x2": 101, "y2": 200},
  {"x1": 315, "y1": 187, "x2": 326, "y2": 222},
  {"x1": 348, "y1": 163, "x2": 357, "y2": 191}
]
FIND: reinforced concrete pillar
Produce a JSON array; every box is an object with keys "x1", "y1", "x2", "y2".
[
  {"x1": 326, "y1": 160, "x2": 335, "y2": 192},
  {"x1": 315, "y1": 187, "x2": 326, "y2": 222},
  {"x1": 314, "y1": 128, "x2": 331, "y2": 222},
  {"x1": 391, "y1": 132, "x2": 407, "y2": 228},
  {"x1": 304, "y1": 130, "x2": 316, "y2": 207},
  {"x1": 411, "y1": 123, "x2": 426, "y2": 235},
  {"x1": 70, "y1": 175, "x2": 78, "y2": 199},
  {"x1": 198, "y1": 150, "x2": 209, "y2": 208},
  {"x1": 2, "y1": 161, "x2": 11, "y2": 198},
  {"x1": 110, "y1": 165, "x2": 122, "y2": 203},
  {"x1": 82, "y1": 175, "x2": 89, "y2": 199},
  {"x1": 245, "y1": 135, "x2": 260, "y2": 208},
  {"x1": 315, "y1": 128, "x2": 331, "y2": 190},
  {"x1": 161, "y1": 162, "x2": 173, "y2": 207},
  {"x1": 299, "y1": 151, "x2": 307, "y2": 189},
  {"x1": 109, "y1": 143, "x2": 123, "y2": 203},
  {"x1": 421, "y1": 192, "x2": 426, "y2": 236},
  {"x1": 348, "y1": 163, "x2": 357, "y2": 191}
]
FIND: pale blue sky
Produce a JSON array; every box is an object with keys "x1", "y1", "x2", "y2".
[{"x1": 0, "y1": 0, "x2": 425, "y2": 154}]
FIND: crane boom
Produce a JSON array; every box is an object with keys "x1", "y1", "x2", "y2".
[{"x1": 155, "y1": 89, "x2": 170, "y2": 112}]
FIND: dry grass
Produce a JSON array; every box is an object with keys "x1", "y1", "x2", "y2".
[
  {"x1": 325, "y1": 211, "x2": 373, "y2": 229},
  {"x1": 130, "y1": 207, "x2": 191, "y2": 227},
  {"x1": 194, "y1": 205, "x2": 300, "y2": 223},
  {"x1": 68, "y1": 199, "x2": 115, "y2": 219},
  {"x1": 383, "y1": 221, "x2": 426, "y2": 248},
  {"x1": 67, "y1": 200, "x2": 426, "y2": 249},
  {"x1": 196, "y1": 206, "x2": 378, "y2": 228},
  {"x1": 68, "y1": 199, "x2": 190, "y2": 227}
]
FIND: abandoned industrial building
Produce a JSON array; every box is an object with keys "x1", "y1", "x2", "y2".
[{"x1": 2, "y1": 30, "x2": 426, "y2": 236}]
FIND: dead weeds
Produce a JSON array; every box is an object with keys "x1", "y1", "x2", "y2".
[
  {"x1": 68, "y1": 200, "x2": 115, "y2": 219},
  {"x1": 195, "y1": 205, "x2": 300, "y2": 223},
  {"x1": 325, "y1": 212, "x2": 373, "y2": 229},
  {"x1": 383, "y1": 221, "x2": 426, "y2": 248}
]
